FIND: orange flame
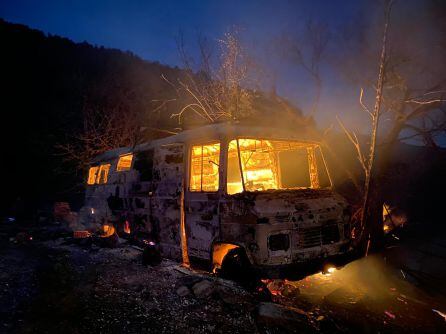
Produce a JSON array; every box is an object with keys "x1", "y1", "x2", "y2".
[
  {"x1": 100, "y1": 224, "x2": 115, "y2": 238},
  {"x1": 123, "y1": 220, "x2": 131, "y2": 234}
]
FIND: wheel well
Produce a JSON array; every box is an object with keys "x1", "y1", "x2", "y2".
[{"x1": 211, "y1": 243, "x2": 241, "y2": 273}]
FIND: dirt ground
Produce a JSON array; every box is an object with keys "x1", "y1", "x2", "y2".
[{"x1": 1, "y1": 222, "x2": 446, "y2": 334}]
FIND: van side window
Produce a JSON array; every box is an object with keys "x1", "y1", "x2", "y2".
[
  {"x1": 97, "y1": 164, "x2": 111, "y2": 184},
  {"x1": 117, "y1": 154, "x2": 133, "y2": 171},
  {"x1": 87, "y1": 166, "x2": 99, "y2": 185},
  {"x1": 87, "y1": 164, "x2": 110, "y2": 185},
  {"x1": 134, "y1": 150, "x2": 154, "y2": 181},
  {"x1": 190, "y1": 143, "x2": 220, "y2": 192}
]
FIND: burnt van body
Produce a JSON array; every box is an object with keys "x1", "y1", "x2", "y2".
[{"x1": 83, "y1": 124, "x2": 352, "y2": 278}]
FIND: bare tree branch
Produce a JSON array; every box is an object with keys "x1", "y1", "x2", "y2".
[
  {"x1": 336, "y1": 116, "x2": 368, "y2": 174},
  {"x1": 167, "y1": 29, "x2": 256, "y2": 125},
  {"x1": 359, "y1": 88, "x2": 374, "y2": 118}
]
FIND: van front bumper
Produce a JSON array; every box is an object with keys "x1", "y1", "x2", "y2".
[{"x1": 252, "y1": 248, "x2": 359, "y2": 280}]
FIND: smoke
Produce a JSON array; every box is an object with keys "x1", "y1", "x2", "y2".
[{"x1": 288, "y1": 254, "x2": 430, "y2": 313}]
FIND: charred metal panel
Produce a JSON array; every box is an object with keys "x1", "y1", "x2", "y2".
[
  {"x1": 219, "y1": 190, "x2": 350, "y2": 267},
  {"x1": 151, "y1": 144, "x2": 184, "y2": 260},
  {"x1": 80, "y1": 124, "x2": 353, "y2": 275},
  {"x1": 268, "y1": 233, "x2": 290, "y2": 251},
  {"x1": 185, "y1": 194, "x2": 220, "y2": 259},
  {"x1": 81, "y1": 155, "x2": 145, "y2": 231}
]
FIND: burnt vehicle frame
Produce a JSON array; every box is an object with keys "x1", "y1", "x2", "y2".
[{"x1": 81, "y1": 123, "x2": 353, "y2": 279}]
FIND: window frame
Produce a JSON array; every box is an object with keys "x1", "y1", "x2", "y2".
[
  {"x1": 87, "y1": 166, "x2": 99, "y2": 185},
  {"x1": 116, "y1": 154, "x2": 134, "y2": 172},
  {"x1": 87, "y1": 163, "x2": 111, "y2": 185},
  {"x1": 225, "y1": 137, "x2": 330, "y2": 194},
  {"x1": 97, "y1": 164, "x2": 111, "y2": 184},
  {"x1": 188, "y1": 141, "x2": 221, "y2": 193}
]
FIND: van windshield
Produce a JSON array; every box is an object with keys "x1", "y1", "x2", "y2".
[{"x1": 227, "y1": 139, "x2": 330, "y2": 195}]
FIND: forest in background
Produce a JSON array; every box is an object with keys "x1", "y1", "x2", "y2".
[
  {"x1": 0, "y1": 19, "x2": 306, "y2": 214},
  {"x1": 1, "y1": 15, "x2": 445, "y2": 230}
]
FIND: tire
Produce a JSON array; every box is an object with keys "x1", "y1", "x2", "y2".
[{"x1": 219, "y1": 248, "x2": 257, "y2": 289}]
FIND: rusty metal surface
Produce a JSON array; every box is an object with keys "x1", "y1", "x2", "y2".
[
  {"x1": 81, "y1": 125, "x2": 351, "y2": 275},
  {"x1": 218, "y1": 190, "x2": 350, "y2": 267}
]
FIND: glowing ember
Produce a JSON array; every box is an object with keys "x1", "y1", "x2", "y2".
[
  {"x1": 384, "y1": 310, "x2": 396, "y2": 319},
  {"x1": 322, "y1": 264, "x2": 336, "y2": 275},
  {"x1": 100, "y1": 224, "x2": 115, "y2": 238},
  {"x1": 73, "y1": 230, "x2": 91, "y2": 238},
  {"x1": 327, "y1": 266, "x2": 336, "y2": 274},
  {"x1": 123, "y1": 220, "x2": 131, "y2": 234},
  {"x1": 261, "y1": 279, "x2": 284, "y2": 296}
]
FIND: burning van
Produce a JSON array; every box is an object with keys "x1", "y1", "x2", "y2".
[{"x1": 82, "y1": 123, "x2": 353, "y2": 278}]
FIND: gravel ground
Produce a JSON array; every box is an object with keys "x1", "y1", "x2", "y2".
[{"x1": 1, "y1": 222, "x2": 446, "y2": 334}]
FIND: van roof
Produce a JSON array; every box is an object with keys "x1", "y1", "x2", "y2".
[{"x1": 91, "y1": 122, "x2": 320, "y2": 163}]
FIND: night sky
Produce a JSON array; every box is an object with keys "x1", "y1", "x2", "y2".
[
  {"x1": 1, "y1": 0, "x2": 442, "y2": 145},
  {"x1": 0, "y1": 0, "x2": 362, "y2": 65},
  {"x1": 0, "y1": 1, "x2": 370, "y2": 125}
]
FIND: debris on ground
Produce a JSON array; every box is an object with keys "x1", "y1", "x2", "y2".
[
  {"x1": 256, "y1": 302, "x2": 313, "y2": 332},
  {"x1": 1, "y1": 221, "x2": 446, "y2": 333}
]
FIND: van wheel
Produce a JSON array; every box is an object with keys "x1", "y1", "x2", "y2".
[{"x1": 219, "y1": 248, "x2": 257, "y2": 289}]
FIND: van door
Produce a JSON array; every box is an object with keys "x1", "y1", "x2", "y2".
[
  {"x1": 185, "y1": 142, "x2": 221, "y2": 261},
  {"x1": 151, "y1": 143, "x2": 185, "y2": 261}
]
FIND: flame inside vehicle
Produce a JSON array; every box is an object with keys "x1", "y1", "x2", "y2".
[
  {"x1": 123, "y1": 220, "x2": 131, "y2": 234},
  {"x1": 100, "y1": 224, "x2": 115, "y2": 238},
  {"x1": 226, "y1": 139, "x2": 329, "y2": 194}
]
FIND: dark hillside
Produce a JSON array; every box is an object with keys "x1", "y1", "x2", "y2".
[
  {"x1": 0, "y1": 19, "x2": 187, "y2": 214},
  {"x1": 0, "y1": 19, "x2": 306, "y2": 215}
]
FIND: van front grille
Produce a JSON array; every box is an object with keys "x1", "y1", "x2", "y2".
[
  {"x1": 274, "y1": 214, "x2": 292, "y2": 224},
  {"x1": 298, "y1": 222, "x2": 340, "y2": 248}
]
